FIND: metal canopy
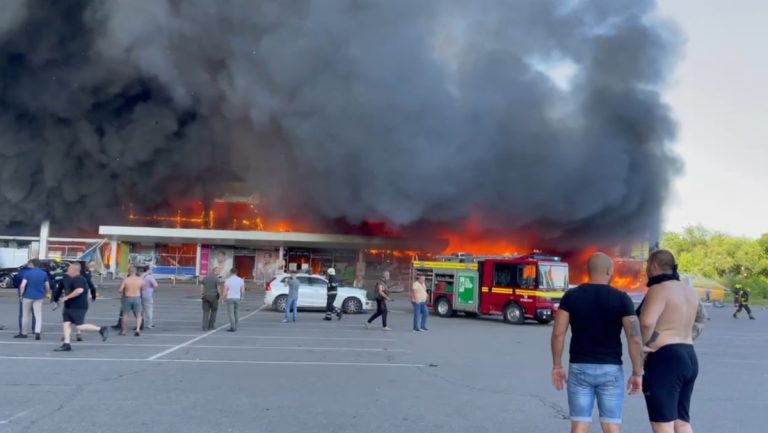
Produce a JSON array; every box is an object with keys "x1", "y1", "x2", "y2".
[{"x1": 98, "y1": 226, "x2": 446, "y2": 251}]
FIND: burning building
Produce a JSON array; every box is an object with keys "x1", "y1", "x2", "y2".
[{"x1": 95, "y1": 194, "x2": 443, "y2": 287}]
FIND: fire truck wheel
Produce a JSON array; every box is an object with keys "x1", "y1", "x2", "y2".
[
  {"x1": 434, "y1": 297, "x2": 454, "y2": 317},
  {"x1": 273, "y1": 295, "x2": 288, "y2": 312},
  {"x1": 503, "y1": 303, "x2": 525, "y2": 324}
]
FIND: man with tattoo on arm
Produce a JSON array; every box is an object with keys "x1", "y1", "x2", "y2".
[
  {"x1": 639, "y1": 250, "x2": 701, "y2": 433},
  {"x1": 551, "y1": 252, "x2": 644, "y2": 433}
]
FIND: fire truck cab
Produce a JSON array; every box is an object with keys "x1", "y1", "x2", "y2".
[{"x1": 413, "y1": 253, "x2": 568, "y2": 325}]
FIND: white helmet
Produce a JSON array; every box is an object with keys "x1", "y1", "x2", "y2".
[{"x1": 327, "y1": 268, "x2": 336, "y2": 276}]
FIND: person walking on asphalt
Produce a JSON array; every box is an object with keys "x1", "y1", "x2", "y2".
[
  {"x1": 201, "y1": 267, "x2": 221, "y2": 331},
  {"x1": 283, "y1": 270, "x2": 300, "y2": 323},
  {"x1": 119, "y1": 266, "x2": 144, "y2": 336},
  {"x1": 411, "y1": 274, "x2": 429, "y2": 332},
  {"x1": 323, "y1": 268, "x2": 342, "y2": 321},
  {"x1": 53, "y1": 262, "x2": 97, "y2": 342},
  {"x1": 551, "y1": 252, "x2": 644, "y2": 433},
  {"x1": 222, "y1": 268, "x2": 244, "y2": 332},
  {"x1": 53, "y1": 262, "x2": 109, "y2": 352},
  {"x1": 141, "y1": 266, "x2": 159, "y2": 328},
  {"x1": 366, "y1": 278, "x2": 391, "y2": 330},
  {"x1": 14, "y1": 261, "x2": 43, "y2": 336},
  {"x1": 77, "y1": 261, "x2": 99, "y2": 340},
  {"x1": 15, "y1": 259, "x2": 50, "y2": 340},
  {"x1": 733, "y1": 284, "x2": 755, "y2": 320}
]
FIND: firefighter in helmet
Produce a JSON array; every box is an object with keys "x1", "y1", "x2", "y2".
[
  {"x1": 733, "y1": 284, "x2": 755, "y2": 320},
  {"x1": 324, "y1": 268, "x2": 343, "y2": 321}
]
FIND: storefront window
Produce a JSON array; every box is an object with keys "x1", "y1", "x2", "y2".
[{"x1": 157, "y1": 244, "x2": 197, "y2": 267}]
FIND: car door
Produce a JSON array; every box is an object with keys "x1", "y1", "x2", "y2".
[
  {"x1": 308, "y1": 276, "x2": 329, "y2": 307},
  {"x1": 295, "y1": 276, "x2": 316, "y2": 307}
]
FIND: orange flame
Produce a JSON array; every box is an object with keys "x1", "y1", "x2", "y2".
[
  {"x1": 569, "y1": 253, "x2": 647, "y2": 292},
  {"x1": 128, "y1": 201, "x2": 303, "y2": 232}
]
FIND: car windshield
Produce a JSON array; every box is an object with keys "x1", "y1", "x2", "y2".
[{"x1": 538, "y1": 264, "x2": 568, "y2": 290}]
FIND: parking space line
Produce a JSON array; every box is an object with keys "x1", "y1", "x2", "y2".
[
  {"x1": 85, "y1": 315, "x2": 380, "y2": 329},
  {"x1": 160, "y1": 358, "x2": 424, "y2": 367},
  {"x1": 0, "y1": 410, "x2": 29, "y2": 425},
  {"x1": 0, "y1": 341, "x2": 172, "y2": 348},
  {"x1": 108, "y1": 332, "x2": 398, "y2": 341},
  {"x1": 146, "y1": 304, "x2": 267, "y2": 360},
  {"x1": 0, "y1": 341, "x2": 407, "y2": 352},
  {"x1": 0, "y1": 330, "x2": 397, "y2": 342},
  {"x1": 0, "y1": 356, "x2": 426, "y2": 368},
  {"x1": 186, "y1": 345, "x2": 408, "y2": 352},
  {"x1": 84, "y1": 317, "x2": 201, "y2": 323},
  {"x1": 107, "y1": 325, "x2": 385, "y2": 333},
  {"x1": 205, "y1": 335, "x2": 397, "y2": 342}
]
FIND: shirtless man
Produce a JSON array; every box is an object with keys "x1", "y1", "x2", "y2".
[
  {"x1": 639, "y1": 250, "x2": 704, "y2": 433},
  {"x1": 119, "y1": 266, "x2": 144, "y2": 336}
]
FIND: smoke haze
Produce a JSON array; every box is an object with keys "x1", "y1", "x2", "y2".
[{"x1": 0, "y1": 0, "x2": 681, "y2": 247}]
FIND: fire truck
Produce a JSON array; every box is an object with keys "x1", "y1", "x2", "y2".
[{"x1": 412, "y1": 253, "x2": 569, "y2": 324}]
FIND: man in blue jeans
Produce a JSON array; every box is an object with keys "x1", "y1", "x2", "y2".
[
  {"x1": 551, "y1": 252, "x2": 645, "y2": 433},
  {"x1": 411, "y1": 274, "x2": 429, "y2": 332},
  {"x1": 282, "y1": 271, "x2": 300, "y2": 323}
]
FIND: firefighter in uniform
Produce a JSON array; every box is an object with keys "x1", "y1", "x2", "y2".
[
  {"x1": 733, "y1": 284, "x2": 755, "y2": 320},
  {"x1": 324, "y1": 268, "x2": 343, "y2": 321}
]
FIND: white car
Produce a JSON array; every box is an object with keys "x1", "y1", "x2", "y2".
[{"x1": 264, "y1": 273, "x2": 372, "y2": 314}]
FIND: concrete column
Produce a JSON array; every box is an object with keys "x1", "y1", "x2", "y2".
[
  {"x1": 195, "y1": 243, "x2": 202, "y2": 283},
  {"x1": 109, "y1": 240, "x2": 118, "y2": 279},
  {"x1": 355, "y1": 249, "x2": 365, "y2": 288},
  {"x1": 38, "y1": 220, "x2": 50, "y2": 260}
]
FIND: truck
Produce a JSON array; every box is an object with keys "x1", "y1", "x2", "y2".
[{"x1": 412, "y1": 253, "x2": 569, "y2": 324}]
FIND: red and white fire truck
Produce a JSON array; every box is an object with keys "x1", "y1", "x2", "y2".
[{"x1": 412, "y1": 253, "x2": 569, "y2": 324}]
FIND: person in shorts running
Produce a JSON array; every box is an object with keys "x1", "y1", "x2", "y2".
[
  {"x1": 639, "y1": 250, "x2": 701, "y2": 433},
  {"x1": 119, "y1": 266, "x2": 144, "y2": 336},
  {"x1": 54, "y1": 262, "x2": 109, "y2": 352},
  {"x1": 551, "y1": 252, "x2": 644, "y2": 433}
]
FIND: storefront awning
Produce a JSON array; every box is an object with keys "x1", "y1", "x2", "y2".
[{"x1": 98, "y1": 226, "x2": 446, "y2": 251}]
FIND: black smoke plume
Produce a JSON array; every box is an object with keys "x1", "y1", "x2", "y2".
[{"x1": 0, "y1": 0, "x2": 680, "y2": 247}]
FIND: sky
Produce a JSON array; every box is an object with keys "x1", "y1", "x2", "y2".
[{"x1": 659, "y1": 1, "x2": 768, "y2": 238}]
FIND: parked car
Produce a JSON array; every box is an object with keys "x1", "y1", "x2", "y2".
[
  {"x1": 0, "y1": 259, "x2": 70, "y2": 289},
  {"x1": 264, "y1": 273, "x2": 372, "y2": 314}
]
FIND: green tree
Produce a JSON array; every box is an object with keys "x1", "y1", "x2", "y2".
[{"x1": 661, "y1": 226, "x2": 768, "y2": 301}]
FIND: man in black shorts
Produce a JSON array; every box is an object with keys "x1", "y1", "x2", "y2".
[
  {"x1": 54, "y1": 262, "x2": 109, "y2": 352},
  {"x1": 639, "y1": 250, "x2": 701, "y2": 433}
]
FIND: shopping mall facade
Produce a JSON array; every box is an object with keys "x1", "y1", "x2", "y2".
[
  {"x1": 98, "y1": 225, "x2": 443, "y2": 287},
  {"x1": 0, "y1": 216, "x2": 445, "y2": 290}
]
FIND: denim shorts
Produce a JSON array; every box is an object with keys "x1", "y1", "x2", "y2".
[{"x1": 567, "y1": 363, "x2": 624, "y2": 424}]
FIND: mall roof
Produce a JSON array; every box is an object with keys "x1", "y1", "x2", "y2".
[{"x1": 98, "y1": 226, "x2": 447, "y2": 251}]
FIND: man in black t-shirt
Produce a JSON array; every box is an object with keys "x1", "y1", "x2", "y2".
[
  {"x1": 551, "y1": 252, "x2": 645, "y2": 432},
  {"x1": 53, "y1": 262, "x2": 109, "y2": 352}
]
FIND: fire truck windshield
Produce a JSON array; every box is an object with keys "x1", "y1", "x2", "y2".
[{"x1": 538, "y1": 263, "x2": 568, "y2": 290}]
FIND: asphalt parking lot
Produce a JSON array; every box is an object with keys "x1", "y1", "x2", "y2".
[{"x1": 0, "y1": 283, "x2": 765, "y2": 433}]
